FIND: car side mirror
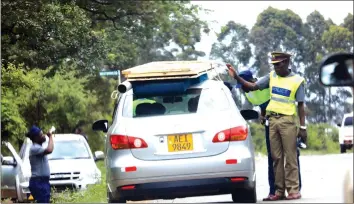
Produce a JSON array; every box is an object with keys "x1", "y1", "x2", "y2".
[
  {"x1": 240, "y1": 110, "x2": 259, "y2": 120},
  {"x1": 94, "y1": 151, "x2": 105, "y2": 161},
  {"x1": 2, "y1": 156, "x2": 17, "y2": 166},
  {"x1": 319, "y1": 53, "x2": 354, "y2": 87},
  {"x1": 92, "y1": 120, "x2": 109, "y2": 133}
]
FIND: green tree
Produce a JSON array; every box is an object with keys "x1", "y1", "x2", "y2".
[
  {"x1": 209, "y1": 21, "x2": 252, "y2": 107},
  {"x1": 250, "y1": 7, "x2": 304, "y2": 76},
  {"x1": 297, "y1": 11, "x2": 353, "y2": 123},
  {"x1": 1, "y1": 0, "x2": 211, "y2": 151},
  {"x1": 321, "y1": 22, "x2": 353, "y2": 123},
  {"x1": 1, "y1": 63, "x2": 35, "y2": 144},
  {"x1": 210, "y1": 21, "x2": 252, "y2": 67},
  {"x1": 322, "y1": 25, "x2": 353, "y2": 53},
  {"x1": 341, "y1": 13, "x2": 353, "y2": 32},
  {"x1": 75, "y1": 1, "x2": 209, "y2": 68},
  {"x1": 1, "y1": 0, "x2": 103, "y2": 72},
  {"x1": 301, "y1": 11, "x2": 330, "y2": 123}
]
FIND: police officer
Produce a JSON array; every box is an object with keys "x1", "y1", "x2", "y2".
[
  {"x1": 26, "y1": 125, "x2": 54, "y2": 203},
  {"x1": 235, "y1": 68, "x2": 303, "y2": 201},
  {"x1": 227, "y1": 51, "x2": 307, "y2": 200},
  {"x1": 75, "y1": 127, "x2": 88, "y2": 141}
]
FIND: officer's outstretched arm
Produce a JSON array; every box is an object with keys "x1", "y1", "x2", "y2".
[
  {"x1": 235, "y1": 75, "x2": 259, "y2": 91},
  {"x1": 44, "y1": 133, "x2": 54, "y2": 155},
  {"x1": 226, "y1": 64, "x2": 260, "y2": 91}
]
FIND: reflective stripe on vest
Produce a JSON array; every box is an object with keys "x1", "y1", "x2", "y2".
[
  {"x1": 270, "y1": 96, "x2": 296, "y2": 103},
  {"x1": 245, "y1": 88, "x2": 270, "y2": 106},
  {"x1": 266, "y1": 71, "x2": 304, "y2": 115}
]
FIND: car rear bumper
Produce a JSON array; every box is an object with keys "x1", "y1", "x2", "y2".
[
  {"x1": 111, "y1": 176, "x2": 255, "y2": 201},
  {"x1": 107, "y1": 143, "x2": 255, "y2": 181}
]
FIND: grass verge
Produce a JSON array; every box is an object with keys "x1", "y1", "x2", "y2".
[{"x1": 51, "y1": 161, "x2": 106, "y2": 203}]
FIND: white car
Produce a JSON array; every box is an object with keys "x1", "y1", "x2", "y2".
[
  {"x1": 1, "y1": 134, "x2": 104, "y2": 202},
  {"x1": 338, "y1": 112, "x2": 353, "y2": 153}
]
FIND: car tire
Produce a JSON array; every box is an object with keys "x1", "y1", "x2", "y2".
[
  {"x1": 107, "y1": 191, "x2": 126, "y2": 203},
  {"x1": 340, "y1": 144, "x2": 347, "y2": 153},
  {"x1": 231, "y1": 187, "x2": 257, "y2": 203}
]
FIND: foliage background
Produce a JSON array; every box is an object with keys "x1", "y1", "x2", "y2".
[
  {"x1": 1, "y1": 2, "x2": 352, "y2": 202},
  {"x1": 1, "y1": 1, "x2": 353, "y2": 154}
]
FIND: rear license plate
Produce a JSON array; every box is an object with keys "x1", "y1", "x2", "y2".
[{"x1": 167, "y1": 134, "x2": 194, "y2": 152}]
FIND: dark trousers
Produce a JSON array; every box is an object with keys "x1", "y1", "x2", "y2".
[
  {"x1": 265, "y1": 124, "x2": 302, "y2": 195},
  {"x1": 29, "y1": 176, "x2": 51, "y2": 203}
]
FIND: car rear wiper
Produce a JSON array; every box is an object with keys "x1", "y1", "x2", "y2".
[
  {"x1": 72, "y1": 157, "x2": 90, "y2": 159},
  {"x1": 49, "y1": 158, "x2": 66, "y2": 160}
]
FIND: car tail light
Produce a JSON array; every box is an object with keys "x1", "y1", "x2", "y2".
[
  {"x1": 212, "y1": 126, "x2": 248, "y2": 143},
  {"x1": 230, "y1": 177, "x2": 247, "y2": 182},
  {"x1": 110, "y1": 135, "x2": 148, "y2": 150},
  {"x1": 121, "y1": 185, "x2": 135, "y2": 190},
  {"x1": 226, "y1": 159, "x2": 237, "y2": 164}
]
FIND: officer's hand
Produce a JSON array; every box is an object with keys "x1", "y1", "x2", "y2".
[
  {"x1": 226, "y1": 64, "x2": 237, "y2": 78},
  {"x1": 259, "y1": 116, "x2": 266, "y2": 125},
  {"x1": 46, "y1": 132, "x2": 53, "y2": 138},
  {"x1": 298, "y1": 129, "x2": 307, "y2": 144}
]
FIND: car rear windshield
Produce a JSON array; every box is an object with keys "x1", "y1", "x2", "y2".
[
  {"x1": 122, "y1": 88, "x2": 230, "y2": 118},
  {"x1": 344, "y1": 116, "x2": 353, "y2": 126}
]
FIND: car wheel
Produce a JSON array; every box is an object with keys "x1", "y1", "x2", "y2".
[
  {"x1": 107, "y1": 191, "x2": 126, "y2": 203},
  {"x1": 340, "y1": 144, "x2": 347, "y2": 153},
  {"x1": 232, "y1": 187, "x2": 257, "y2": 203}
]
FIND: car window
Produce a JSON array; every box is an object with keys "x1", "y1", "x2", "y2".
[
  {"x1": 344, "y1": 116, "x2": 353, "y2": 126},
  {"x1": 112, "y1": 94, "x2": 122, "y2": 121},
  {"x1": 122, "y1": 88, "x2": 230, "y2": 118},
  {"x1": 44, "y1": 140, "x2": 91, "y2": 160}
]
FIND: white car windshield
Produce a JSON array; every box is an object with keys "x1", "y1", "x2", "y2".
[
  {"x1": 122, "y1": 88, "x2": 230, "y2": 118},
  {"x1": 46, "y1": 140, "x2": 91, "y2": 160}
]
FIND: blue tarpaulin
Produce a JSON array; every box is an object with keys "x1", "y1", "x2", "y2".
[{"x1": 132, "y1": 74, "x2": 208, "y2": 97}]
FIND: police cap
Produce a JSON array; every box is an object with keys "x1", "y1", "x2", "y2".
[{"x1": 270, "y1": 51, "x2": 292, "y2": 64}]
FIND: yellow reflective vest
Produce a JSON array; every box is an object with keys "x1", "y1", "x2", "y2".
[
  {"x1": 266, "y1": 71, "x2": 304, "y2": 115},
  {"x1": 245, "y1": 88, "x2": 270, "y2": 106}
]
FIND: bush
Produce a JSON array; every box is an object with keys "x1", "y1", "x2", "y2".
[
  {"x1": 249, "y1": 123, "x2": 268, "y2": 154},
  {"x1": 1, "y1": 63, "x2": 115, "y2": 152}
]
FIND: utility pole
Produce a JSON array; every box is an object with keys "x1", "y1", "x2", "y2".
[{"x1": 328, "y1": 87, "x2": 332, "y2": 125}]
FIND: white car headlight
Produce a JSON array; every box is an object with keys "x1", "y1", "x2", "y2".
[{"x1": 78, "y1": 169, "x2": 101, "y2": 184}]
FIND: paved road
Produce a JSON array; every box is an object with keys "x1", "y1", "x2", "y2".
[{"x1": 130, "y1": 153, "x2": 353, "y2": 203}]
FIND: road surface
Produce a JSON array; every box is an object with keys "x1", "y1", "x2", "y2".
[{"x1": 130, "y1": 153, "x2": 353, "y2": 203}]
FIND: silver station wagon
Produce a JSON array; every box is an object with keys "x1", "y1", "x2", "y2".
[{"x1": 92, "y1": 63, "x2": 259, "y2": 203}]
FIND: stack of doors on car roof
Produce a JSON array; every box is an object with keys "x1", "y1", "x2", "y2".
[{"x1": 117, "y1": 60, "x2": 222, "y2": 96}]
